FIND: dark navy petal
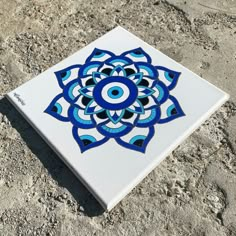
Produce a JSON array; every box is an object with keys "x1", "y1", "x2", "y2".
[
  {"x1": 136, "y1": 106, "x2": 161, "y2": 127},
  {"x1": 85, "y1": 48, "x2": 115, "y2": 63},
  {"x1": 55, "y1": 65, "x2": 81, "y2": 88},
  {"x1": 158, "y1": 95, "x2": 185, "y2": 123},
  {"x1": 155, "y1": 66, "x2": 181, "y2": 90},
  {"x1": 121, "y1": 47, "x2": 152, "y2": 63},
  {"x1": 115, "y1": 126, "x2": 155, "y2": 153},
  {"x1": 68, "y1": 105, "x2": 96, "y2": 128},
  {"x1": 72, "y1": 126, "x2": 109, "y2": 153},
  {"x1": 44, "y1": 94, "x2": 70, "y2": 122}
]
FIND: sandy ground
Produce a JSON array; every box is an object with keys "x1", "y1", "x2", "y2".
[{"x1": 0, "y1": 0, "x2": 236, "y2": 235}]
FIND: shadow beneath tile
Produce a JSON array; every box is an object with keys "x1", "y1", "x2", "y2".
[{"x1": 0, "y1": 97, "x2": 105, "y2": 217}]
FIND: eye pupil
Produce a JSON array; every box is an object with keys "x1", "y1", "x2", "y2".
[
  {"x1": 95, "y1": 51, "x2": 102, "y2": 55},
  {"x1": 171, "y1": 108, "x2": 177, "y2": 115},
  {"x1": 133, "y1": 139, "x2": 144, "y2": 147},
  {"x1": 51, "y1": 106, "x2": 58, "y2": 112},
  {"x1": 111, "y1": 90, "x2": 119, "y2": 95},
  {"x1": 134, "y1": 50, "x2": 142, "y2": 55},
  {"x1": 60, "y1": 72, "x2": 67, "y2": 78},
  {"x1": 82, "y1": 139, "x2": 92, "y2": 146},
  {"x1": 169, "y1": 73, "x2": 174, "y2": 79}
]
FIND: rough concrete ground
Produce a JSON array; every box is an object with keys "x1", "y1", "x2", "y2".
[{"x1": 0, "y1": 0, "x2": 236, "y2": 235}]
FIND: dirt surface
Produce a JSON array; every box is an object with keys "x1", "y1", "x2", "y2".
[{"x1": 0, "y1": 0, "x2": 236, "y2": 235}]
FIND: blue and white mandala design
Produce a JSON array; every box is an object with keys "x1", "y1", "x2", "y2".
[{"x1": 45, "y1": 48, "x2": 185, "y2": 153}]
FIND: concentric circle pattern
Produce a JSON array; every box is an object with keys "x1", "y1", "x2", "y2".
[
  {"x1": 45, "y1": 47, "x2": 185, "y2": 153},
  {"x1": 93, "y1": 76, "x2": 138, "y2": 110}
]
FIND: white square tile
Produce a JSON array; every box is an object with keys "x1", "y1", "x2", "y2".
[{"x1": 7, "y1": 26, "x2": 229, "y2": 210}]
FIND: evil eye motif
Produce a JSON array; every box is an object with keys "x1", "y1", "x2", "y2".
[
  {"x1": 93, "y1": 76, "x2": 138, "y2": 110},
  {"x1": 158, "y1": 95, "x2": 185, "y2": 123},
  {"x1": 121, "y1": 48, "x2": 152, "y2": 63},
  {"x1": 115, "y1": 126, "x2": 155, "y2": 153},
  {"x1": 85, "y1": 48, "x2": 115, "y2": 63},
  {"x1": 153, "y1": 81, "x2": 169, "y2": 104},
  {"x1": 55, "y1": 65, "x2": 81, "y2": 88},
  {"x1": 45, "y1": 94, "x2": 70, "y2": 121},
  {"x1": 45, "y1": 48, "x2": 185, "y2": 153},
  {"x1": 155, "y1": 66, "x2": 181, "y2": 90},
  {"x1": 72, "y1": 126, "x2": 109, "y2": 153}
]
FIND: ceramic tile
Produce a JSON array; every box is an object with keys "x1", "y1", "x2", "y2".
[{"x1": 7, "y1": 26, "x2": 229, "y2": 210}]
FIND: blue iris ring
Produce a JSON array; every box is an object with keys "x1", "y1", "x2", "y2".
[
  {"x1": 93, "y1": 76, "x2": 138, "y2": 110},
  {"x1": 107, "y1": 86, "x2": 124, "y2": 99}
]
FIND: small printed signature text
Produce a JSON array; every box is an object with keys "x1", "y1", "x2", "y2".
[{"x1": 13, "y1": 92, "x2": 26, "y2": 106}]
